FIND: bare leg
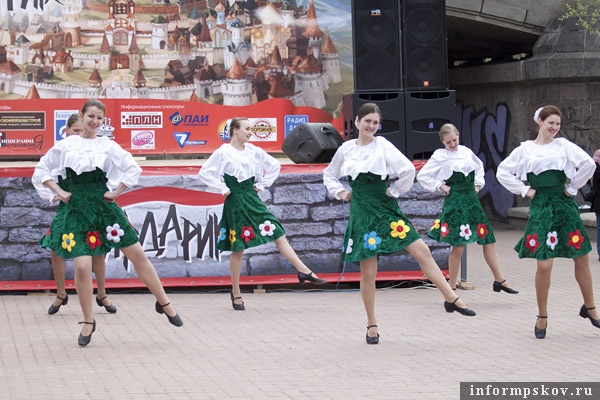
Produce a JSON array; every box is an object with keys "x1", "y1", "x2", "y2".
[
  {"x1": 73, "y1": 255, "x2": 94, "y2": 336},
  {"x1": 483, "y1": 244, "x2": 512, "y2": 286},
  {"x1": 230, "y1": 250, "x2": 244, "y2": 306},
  {"x1": 447, "y1": 245, "x2": 464, "y2": 290},
  {"x1": 535, "y1": 259, "x2": 552, "y2": 330},
  {"x1": 274, "y1": 235, "x2": 312, "y2": 274},
  {"x1": 360, "y1": 256, "x2": 378, "y2": 337},
  {"x1": 92, "y1": 255, "x2": 114, "y2": 308},
  {"x1": 120, "y1": 243, "x2": 178, "y2": 318},
  {"x1": 406, "y1": 239, "x2": 469, "y2": 309},
  {"x1": 50, "y1": 251, "x2": 67, "y2": 307},
  {"x1": 574, "y1": 254, "x2": 600, "y2": 319}
]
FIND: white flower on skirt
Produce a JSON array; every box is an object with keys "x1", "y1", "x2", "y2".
[
  {"x1": 546, "y1": 231, "x2": 558, "y2": 250},
  {"x1": 345, "y1": 238, "x2": 353, "y2": 254},
  {"x1": 459, "y1": 224, "x2": 472, "y2": 240},
  {"x1": 106, "y1": 223, "x2": 125, "y2": 243},
  {"x1": 259, "y1": 220, "x2": 277, "y2": 236}
]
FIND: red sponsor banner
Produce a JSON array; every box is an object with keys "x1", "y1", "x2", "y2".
[{"x1": 0, "y1": 98, "x2": 342, "y2": 158}]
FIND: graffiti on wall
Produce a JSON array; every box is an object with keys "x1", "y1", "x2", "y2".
[
  {"x1": 560, "y1": 106, "x2": 595, "y2": 151},
  {"x1": 456, "y1": 101, "x2": 514, "y2": 218}
]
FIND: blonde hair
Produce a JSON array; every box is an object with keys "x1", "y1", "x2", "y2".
[{"x1": 439, "y1": 123, "x2": 459, "y2": 141}]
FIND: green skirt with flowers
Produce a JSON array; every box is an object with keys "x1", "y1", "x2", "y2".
[
  {"x1": 216, "y1": 174, "x2": 285, "y2": 252},
  {"x1": 39, "y1": 168, "x2": 139, "y2": 258},
  {"x1": 515, "y1": 170, "x2": 591, "y2": 260},
  {"x1": 427, "y1": 171, "x2": 496, "y2": 246},
  {"x1": 342, "y1": 172, "x2": 421, "y2": 263}
]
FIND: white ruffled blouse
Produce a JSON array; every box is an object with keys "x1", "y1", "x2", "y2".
[
  {"x1": 323, "y1": 136, "x2": 415, "y2": 199},
  {"x1": 197, "y1": 143, "x2": 281, "y2": 194},
  {"x1": 496, "y1": 138, "x2": 595, "y2": 197},
  {"x1": 416, "y1": 145, "x2": 484, "y2": 192},
  {"x1": 32, "y1": 135, "x2": 142, "y2": 203}
]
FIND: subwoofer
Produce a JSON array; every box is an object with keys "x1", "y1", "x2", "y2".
[
  {"x1": 282, "y1": 123, "x2": 344, "y2": 163},
  {"x1": 402, "y1": 0, "x2": 448, "y2": 91},
  {"x1": 351, "y1": 0, "x2": 403, "y2": 92}
]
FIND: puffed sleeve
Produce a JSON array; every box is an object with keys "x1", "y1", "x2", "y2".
[
  {"x1": 472, "y1": 151, "x2": 485, "y2": 189},
  {"x1": 32, "y1": 145, "x2": 62, "y2": 203},
  {"x1": 383, "y1": 139, "x2": 415, "y2": 198},
  {"x1": 416, "y1": 150, "x2": 444, "y2": 192},
  {"x1": 197, "y1": 150, "x2": 229, "y2": 195},
  {"x1": 565, "y1": 141, "x2": 595, "y2": 195},
  {"x1": 106, "y1": 141, "x2": 141, "y2": 190},
  {"x1": 254, "y1": 147, "x2": 281, "y2": 191},
  {"x1": 496, "y1": 146, "x2": 530, "y2": 197},
  {"x1": 323, "y1": 146, "x2": 348, "y2": 199}
]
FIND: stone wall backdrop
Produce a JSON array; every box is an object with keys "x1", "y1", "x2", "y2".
[{"x1": 0, "y1": 171, "x2": 450, "y2": 282}]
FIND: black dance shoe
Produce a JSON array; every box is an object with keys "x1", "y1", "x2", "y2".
[
  {"x1": 535, "y1": 316, "x2": 547, "y2": 339},
  {"x1": 579, "y1": 305, "x2": 600, "y2": 328},
  {"x1": 155, "y1": 301, "x2": 183, "y2": 327},
  {"x1": 48, "y1": 294, "x2": 68, "y2": 315},
  {"x1": 366, "y1": 325, "x2": 379, "y2": 345},
  {"x1": 444, "y1": 297, "x2": 476, "y2": 316},
  {"x1": 230, "y1": 291, "x2": 246, "y2": 311},
  {"x1": 493, "y1": 280, "x2": 519, "y2": 294},
  {"x1": 298, "y1": 271, "x2": 327, "y2": 284},
  {"x1": 96, "y1": 296, "x2": 117, "y2": 314},
  {"x1": 78, "y1": 320, "x2": 96, "y2": 347}
]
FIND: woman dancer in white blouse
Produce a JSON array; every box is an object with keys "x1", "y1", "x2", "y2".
[
  {"x1": 33, "y1": 99, "x2": 183, "y2": 346},
  {"x1": 197, "y1": 117, "x2": 326, "y2": 311},
  {"x1": 497, "y1": 105, "x2": 599, "y2": 338},
  {"x1": 323, "y1": 103, "x2": 475, "y2": 345},
  {"x1": 45, "y1": 113, "x2": 117, "y2": 316},
  {"x1": 417, "y1": 123, "x2": 517, "y2": 294}
]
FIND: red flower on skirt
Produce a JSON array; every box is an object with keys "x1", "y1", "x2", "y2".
[
  {"x1": 440, "y1": 223, "x2": 449, "y2": 237},
  {"x1": 476, "y1": 223, "x2": 488, "y2": 239},
  {"x1": 568, "y1": 230, "x2": 585, "y2": 250},
  {"x1": 240, "y1": 226, "x2": 256, "y2": 243},
  {"x1": 86, "y1": 231, "x2": 102, "y2": 250},
  {"x1": 525, "y1": 233, "x2": 539, "y2": 253}
]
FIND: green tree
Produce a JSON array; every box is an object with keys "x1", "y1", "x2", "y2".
[{"x1": 561, "y1": 0, "x2": 600, "y2": 33}]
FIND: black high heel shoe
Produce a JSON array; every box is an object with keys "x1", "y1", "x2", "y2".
[
  {"x1": 579, "y1": 305, "x2": 600, "y2": 328},
  {"x1": 230, "y1": 291, "x2": 245, "y2": 311},
  {"x1": 535, "y1": 316, "x2": 547, "y2": 339},
  {"x1": 493, "y1": 280, "x2": 519, "y2": 294},
  {"x1": 78, "y1": 319, "x2": 96, "y2": 347},
  {"x1": 48, "y1": 294, "x2": 68, "y2": 315},
  {"x1": 96, "y1": 296, "x2": 117, "y2": 314},
  {"x1": 366, "y1": 325, "x2": 379, "y2": 345},
  {"x1": 444, "y1": 297, "x2": 476, "y2": 316},
  {"x1": 298, "y1": 271, "x2": 326, "y2": 284},
  {"x1": 155, "y1": 301, "x2": 183, "y2": 327}
]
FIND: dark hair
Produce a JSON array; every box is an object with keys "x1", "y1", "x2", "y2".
[
  {"x1": 66, "y1": 113, "x2": 80, "y2": 128},
  {"x1": 538, "y1": 105, "x2": 561, "y2": 121},
  {"x1": 230, "y1": 117, "x2": 248, "y2": 131},
  {"x1": 356, "y1": 103, "x2": 382, "y2": 121},
  {"x1": 81, "y1": 98, "x2": 106, "y2": 115}
]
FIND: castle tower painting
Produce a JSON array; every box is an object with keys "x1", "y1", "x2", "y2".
[{"x1": 0, "y1": 0, "x2": 351, "y2": 113}]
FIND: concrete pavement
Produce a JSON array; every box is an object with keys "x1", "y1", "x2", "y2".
[{"x1": 1, "y1": 222, "x2": 600, "y2": 400}]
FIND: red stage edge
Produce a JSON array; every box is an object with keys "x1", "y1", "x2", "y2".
[{"x1": 0, "y1": 271, "x2": 447, "y2": 292}]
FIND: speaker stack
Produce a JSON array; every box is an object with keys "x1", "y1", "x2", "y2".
[{"x1": 347, "y1": 0, "x2": 456, "y2": 159}]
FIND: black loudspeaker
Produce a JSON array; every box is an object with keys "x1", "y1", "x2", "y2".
[
  {"x1": 351, "y1": 0, "x2": 403, "y2": 92},
  {"x1": 282, "y1": 123, "x2": 344, "y2": 163},
  {"x1": 404, "y1": 90, "x2": 455, "y2": 158},
  {"x1": 402, "y1": 0, "x2": 448, "y2": 91},
  {"x1": 352, "y1": 92, "x2": 406, "y2": 153},
  {"x1": 351, "y1": 90, "x2": 456, "y2": 159}
]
